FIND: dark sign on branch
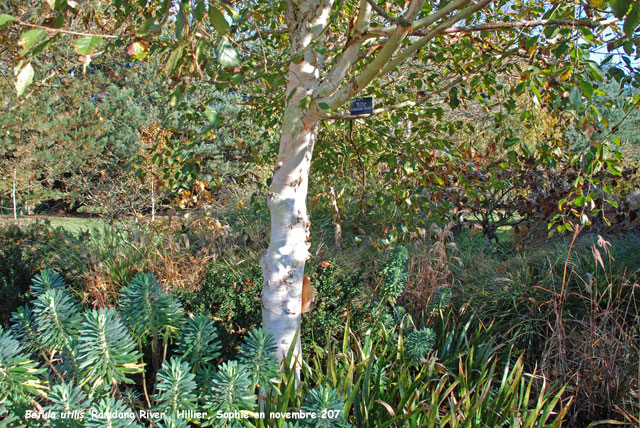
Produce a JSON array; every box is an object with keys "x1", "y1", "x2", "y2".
[{"x1": 350, "y1": 97, "x2": 373, "y2": 115}]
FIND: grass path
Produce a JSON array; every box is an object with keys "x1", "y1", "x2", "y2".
[{"x1": 0, "y1": 215, "x2": 108, "y2": 234}]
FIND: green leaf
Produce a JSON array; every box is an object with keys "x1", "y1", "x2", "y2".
[
  {"x1": 607, "y1": 161, "x2": 622, "y2": 176},
  {"x1": 0, "y1": 14, "x2": 17, "y2": 29},
  {"x1": 238, "y1": 328, "x2": 278, "y2": 391},
  {"x1": 31, "y1": 35, "x2": 58, "y2": 56},
  {"x1": 318, "y1": 102, "x2": 330, "y2": 110},
  {"x1": 448, "y1": 87, "x2": 460, "y2": 109},
  {"x1": 153, "y1": 357, "x2": 198, "y2": 414},
  {"x1": 47, "y1": 0, "x2": 67, "y2": 10},
  {"x1": 574, "y1": 195, "x2": 586, "y2": 206},
  {"x1": 0, "y1": 328, "x2": 46, "y2": 402},
  {"x1": 503, "y1": 136, "x2": 520, "y2": 148},
  {"x1": 530, "y1": 83, "x2": 542, "y2": 108},
  {"x1": 222, "y1": 3, "x2": 241, "y2": 22},
  {"x1": 119, "y1": 273, "x2": 184, "y2": 344},
  {"x1": 568, "y1": 86, "x2": 582, "y2": 109},
  {"x1": 514, "y1": 81, "x2": 527, "y2": 95},
  {"x1": 298, "y1": 95, "x2": 311, "y2": 110},
  {"x1": 18, "y1": 29, "x2": 46, "y2": 54},
  {"x1": 15, "y1": 63, "x2": 34, "y2": 97},
  {"x1": 208, "y1": 7, "x2": 229, "y2": 36},
  {"x1": 73, "y1": 36, "x2": 103, "y2": 56},
  {"x1": 312, "y1": 44, "x2": 328, "y2": 54},
  {"x1": 204, "y1": 361, "x2": 255, "y2": 415},
  {"x1": 193, "y1": 0, "x2": 205, "y2": 22},
  {"x1": 77, "y1": 308, "x2": 142, "y2": 387},
  {"x1": 623, "y1": 2, "x2": 640, "y2": 36},
  {"x1": 579, "y1": 80, "x2": 594, "y2": 99},
  {"x1": 611, "y1": 0, "x2": 631, "y2": 18},
  {"x1": 33, "y1": 288, "x2": 81, "y2": 349},
  {"x1": 176, "y1": 315, "x2": 220, "y2": 370},
  {"x1": 165, "y1": 45, "x2": 185, "y2": 76},
  {"x1": 178, "y1": 8, "x2": 189, "y2": 41},
  {"x1": 205, "y1": 106, "x2": 222, "y2": 125},
  {"x1": 216, "y1": 39, "x2": 239, "y2": 67}
]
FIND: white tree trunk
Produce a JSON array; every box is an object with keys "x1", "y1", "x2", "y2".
[
  {"x1": 12, "y1": 168, "x2": 17, "y2": 221},
  {"x1": 260, "y1": 0, "x2": 332, "y2": 371},
  {"x1": 151, "y1": 172, "x2": 155, "y2": 222}
]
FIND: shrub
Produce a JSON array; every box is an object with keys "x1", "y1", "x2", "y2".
[
  {"x1": 301, "y1": 259, "x2": 374, "y2": 350},
  {"x1": 179, "y1": 253, "x2": 377, "y2": 353},
  {"x1": 0, "y1": 223, "x2": 87, "y2": 326},
  {"x1": 176, "y1": 258, "x2": 263, "y2": 354}
]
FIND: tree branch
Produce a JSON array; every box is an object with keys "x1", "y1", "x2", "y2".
[
  {"x1": 318, "y1": 0, "x2": 434, "y2": 109},
  {"x1": 236, "y1": 29, "x2": 288, "y2": 44},
  {"x1": 323, "y1": 76, "x2": 463, "y2": 120},
  {"x1": 323, "y1": 45, "x2": 520, "y2": 120},
  {"x1": 365, "y1": 0, "x2": 410, "y2": 26},
  {"x1": 438, "y1": 17, "x2": 619, "y2": 34},
  {"x1": 16, "y1": 21, "x2": 120, "y2": 39},
  {"x1": 379, "y1": 0, "x2": 491, "y2": 76},
  {"x1": 316, "y1": 0, "x2": 372, "y2": 97},
  {"x1": 372, "y1": 0, "x2": 473, "y2": 36}
]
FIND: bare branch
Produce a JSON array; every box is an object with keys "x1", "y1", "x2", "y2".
[
  {"x1": 319, "y1": 0, "x2": 437, "y2": 109},
  {"x1": 438, "y1": 17, "x2": 620, "y2": 34},
  {"x1": 373, "y1": 0, "x2": 473, "y2": 36},
  {"x1": 16, "y1": 20, "x2": 120, "y2": 39},
  {"x1": 323, "y1": 77, "x2": 463, "y2": 120},
  {"x1": 316, "y1": 0, "x2": 372, "y2": 97},
  {"x1": 365, "y1": 0, "x2": 410, "y2": 26},
  {"x1": 379, "y1": 0, "x2": 491, "y2": 76},
  {"x1": 354, "y1": 0, "x2": 373, "y2": 32},
  {"x1": 324, "y1": 45, "x2": 520, "y2": 120},
  {"x1": 236, "y1": 29, "x2": 287, "y2": 44}
]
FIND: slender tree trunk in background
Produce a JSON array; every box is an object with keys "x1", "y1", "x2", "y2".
[
  {"x1": 260, "y1": 0, "x2": 332, "y2": 372},
  {"x1": 12, "y1": 168, "x2": 17, "y2": 221},
  {"x1": 151, "y1": 169, "x2": 155, "y2": 222},
  {"x1": 329, "y1": 186, "x2": 343, "y2": 251}
]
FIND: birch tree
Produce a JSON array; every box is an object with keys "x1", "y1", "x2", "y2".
[{"x1": 3, "y1": 0, "x2": 639, "y2": 369}]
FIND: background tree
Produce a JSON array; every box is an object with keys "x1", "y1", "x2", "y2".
[{"x1": 0, "y1": 58, "x2": 163, "y2": 214}]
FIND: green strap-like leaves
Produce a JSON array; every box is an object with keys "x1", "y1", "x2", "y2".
[
  {"x1": 33, "y1": 288, "x2": 81, "y2": 349},
  {"x1": 153, "y1": 356, "x2": 198, "y2": 415},
  {"x1": 175, "y1": 314, "x2": 220, "y2": 370},
  {"x1": 237, "y1": 327, "x2": 279, "y2": 391},
  {"x1": 119, "y1": 273, "x2": 184, "y2": 344},
  {"x1": 204, "y1": 361, "x2": 256, "y2": 422},
  {"x1": 77, "y1": 308, "x2": 143, "y2": 388},
  {"x1": 0, "y1": 327, "x2": 46, "y2": 403},
  {"x1": 44, "y1": 382, "x2": 86, "y2": 428}
]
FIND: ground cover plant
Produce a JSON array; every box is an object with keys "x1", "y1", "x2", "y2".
[{"x1": 1, "y1": 269, "x2": 572, "y2": 428}]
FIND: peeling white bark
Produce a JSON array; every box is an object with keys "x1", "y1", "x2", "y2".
[{"x1": 261, "y1": 0, "x2": 332, "y2": 372}]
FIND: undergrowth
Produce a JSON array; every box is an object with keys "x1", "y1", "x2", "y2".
[{"x1": 451, "y1": 230, "x2": 640, "y2": 426}]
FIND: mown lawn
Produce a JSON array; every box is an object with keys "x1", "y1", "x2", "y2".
[{"x1": 0, "y1": 215, "x2": 107, "y2": 234}]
